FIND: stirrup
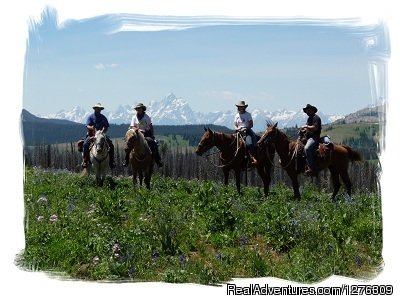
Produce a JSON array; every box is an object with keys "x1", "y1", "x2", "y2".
[{"x1": 305, "y1": 168, "x2": 317, "y2": 176}]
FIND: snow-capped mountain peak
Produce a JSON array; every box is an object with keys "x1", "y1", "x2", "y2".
[{"x1": 39, "y1": 93, "x2": 344, "y2": 130}]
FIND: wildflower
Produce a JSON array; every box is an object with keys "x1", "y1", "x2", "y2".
[
  {"x1": 37, "y1": 195, "x2": 48, "y2": 205},
  {"x1": 152, "y1": 250, "x2": 160, "y2": 261},
  {"x1": 49, "y1": 214, "x2": 58, "y2": 223},
  {"x1": 355, "y1": 255, "x2": 362, "y2": 268},
  {"x1": 92, "y1": 256, "x2": 100, "y2": 265},
  {"x1": 180, "y1": 254, "x2": 187, "y2": 269},
  {"x1": 67, "y1": 198, "x2": 77, "y2": 214},
  {"x1": 112, "y1": 243, "x2": 121, "y2": 253},
  {"x1": 239, "y1": 234, "x2": 248, "y2": 246},
  {"x1": 37, "y1": 215, "x2": 44, "y2": 222},
  {"x1": 128, "y1": 267, "x2": 136, "y2": 278}
]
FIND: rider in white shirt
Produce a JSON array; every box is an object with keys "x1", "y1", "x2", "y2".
[
  {"x1": 234, "y1": 100, "x2": 258, "y2": 166},
  {"x1": 123, "y1": 103, "x2": 163, "y2": 167}
]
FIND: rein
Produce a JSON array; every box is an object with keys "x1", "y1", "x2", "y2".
[
  {"x1": 202, "y1": 132, "x2": 244, "y2": 168},
  {"x1": 263, "y1": 129, "x2": 300, "y2": 170}
]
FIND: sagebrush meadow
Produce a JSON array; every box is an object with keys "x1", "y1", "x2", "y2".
[{"x1": 18, "y1": 168, "x2": 383, "y2": 284}]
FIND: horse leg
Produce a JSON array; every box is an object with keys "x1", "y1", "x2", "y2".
[
  {"x1": 223, "y1": 169, "x2": 229, "y2": 186},
  {"x1": 132, "y1": 169, "x2": 137, "y2": 186},
  {"x1": 144, "y1": 170, "x2": 151, "y2": 190},
  {"x1": 145, "y1": 176, "x2": 151, "y2": 190},
  {"x1": 257, "y1": 165, "x2": 270, "y2": 197},
  {"x1": 329, "y1": 166, "x2": 340, "y2": 200},
  {"x1": 340, "y1": 169, "x2": 353, "y2": 197},
  {"x1": 287, "y1": 170, "x2": 300, "y2": 200},
  {"x1": 234, "y1": 169, "x2": 241, "y2": 194},
  {"x1": 138, "y1": 170, "x2": 144, "y2": 187}
]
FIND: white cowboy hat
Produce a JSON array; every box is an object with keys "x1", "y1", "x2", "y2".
[
  {"x1": 235, "y1": 100, "x2": 248, "y2": 108},
  {"x1": 92, "y1": 102, "x2": 105, "y2": 110},
  {"x1": 134, "y1": 103, "x2": 147, "y2": 111}
]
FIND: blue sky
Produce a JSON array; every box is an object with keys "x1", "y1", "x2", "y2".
[{"x1": 23, "y1": 8, "x2": 389, "y2": 116}]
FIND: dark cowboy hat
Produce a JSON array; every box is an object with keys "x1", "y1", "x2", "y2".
[
  {"x1": 303, "y1": 104, "x2": 318, "y2": 113},
  {"x1": 235, "y1": 100, "x2": 248, "y2": 108},
  {"x1": 92, "y1": 102, "x2": 104, "y2": 110},
  {"x1": 134, "y1": 103, "x2": 147, "y2": 111}
]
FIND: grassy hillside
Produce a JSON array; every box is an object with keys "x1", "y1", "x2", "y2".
[
  {"x1": 321, "y1": 122, "x2": 380, "y2": 144},
  {"x1": 18, "y1": 168, "x2": 383, "y2": 284}
]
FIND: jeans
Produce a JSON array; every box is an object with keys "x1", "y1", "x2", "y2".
[{"x1": 305, "y1": 137, "x2": 318, "y2": 170}]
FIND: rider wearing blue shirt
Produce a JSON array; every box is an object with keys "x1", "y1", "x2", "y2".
[{"x1": 81, "y1": 103, "x2": 116, "y2": 169}]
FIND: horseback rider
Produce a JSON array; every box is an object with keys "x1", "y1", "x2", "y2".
[
  {"x1": 123, "y1": 102, "x2": 163, "y2": 167},
  {"x1": 300, "y1": 103, "x2": 322, "y2": 176},
  {"x1": 81, "y1": 102, "x2": 116, "y2": 169},
  {"x1": 234, "y1": 100, "x2": 257, "y2": 166}
]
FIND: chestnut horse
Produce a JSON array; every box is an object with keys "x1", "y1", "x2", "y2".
[
  {"x1": 258, "y1": 122, "x2": 362, "y2": 200},
  {"x1": 125, "y1": 127, "x2": 154, "y2": 189},
  {"x1": 196, "y1": 127, "x2": 275, "y2": 196}
]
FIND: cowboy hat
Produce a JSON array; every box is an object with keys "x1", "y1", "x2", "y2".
[
  {"x1": 92, "y1": 102, "x2": 104, "y2": 110},
  {"x1": 235, "y1": 100, "x2": 248, "y2": 108},
  {"x1": 303, "y1": 104, "x2": 318, "y2": 113},
  {"x1": 134, "y1": 103, "x2": 147, "y2": 111}
]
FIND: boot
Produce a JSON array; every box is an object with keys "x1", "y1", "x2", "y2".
[
  {"x1": 81, "y1": 154, "x2": 90, "y2": 168},
  {"x1": 305, "y1": 166, "x2": 317, "y2": 176},
  {"x1": 248, "y1": 145, "x2": 258, "y2": 167}
]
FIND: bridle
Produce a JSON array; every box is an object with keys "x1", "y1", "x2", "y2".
[
  {"x1": 199, "y1": 132, "x2": 245, "y2": 168},
  {"x1": 92, "y1": 131, "x2": 109, "y2": 163}
]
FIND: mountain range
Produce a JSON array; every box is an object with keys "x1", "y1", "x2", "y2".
[{"x1": 39, "y1": 93, "x2": 344, "y2": 131}]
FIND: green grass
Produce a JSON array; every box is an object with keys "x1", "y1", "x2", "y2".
[{"x1": 17, "y1": 167, "x2": 383, "y2": 284}]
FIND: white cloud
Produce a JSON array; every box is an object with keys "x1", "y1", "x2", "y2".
[{"x1": 94, "y1": 63, "x2": 118, "y2": 70}]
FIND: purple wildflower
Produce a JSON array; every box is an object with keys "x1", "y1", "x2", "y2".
[
  {"x1": 180, "y1": 254, "x2": 187, "y2": 269},
  {"x1": 152, "y1": 251, "x2": 160, "y2": 261}
]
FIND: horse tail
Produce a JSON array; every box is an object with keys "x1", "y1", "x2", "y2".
[{"x1": 342, "y1": 145, "x2": 362, "y2": 162}]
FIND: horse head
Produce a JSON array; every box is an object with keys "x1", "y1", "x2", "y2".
[
  {"x1": 258, "y1": 122, "x2": 279, "y2": 146},
  {"x1": 94, "y1": 130, "x2": 106, "y2": 153},
  {"x1": 195, "y1": 127, "x2": 215, "y2": 156},
  {"x1": 125, "y1": 128, "x2": 136, "y2": 146}
]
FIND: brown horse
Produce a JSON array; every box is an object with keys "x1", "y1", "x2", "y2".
[
  {"x1": 125, "y1": 127, "x2": 154, "y2": 189},
  {"x1": 195, "y1": 127, "x2": 275, "y2": 196},
  {"x1": 258, "y1": 122, "x2": 362, "y2": 200}
]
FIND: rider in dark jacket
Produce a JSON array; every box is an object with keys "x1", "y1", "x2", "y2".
[
  {"x1": 81, "y1": 103, "x2": 115, "y2": 169},
  {"x1": 300, "y1": 104, "x2": 321, "y2": 176}
]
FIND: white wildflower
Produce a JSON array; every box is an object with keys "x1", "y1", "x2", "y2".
[{"x1": 49, "y1": 214, "x2": 58, "y2": 223}]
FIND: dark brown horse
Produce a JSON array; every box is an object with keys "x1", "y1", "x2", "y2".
[
  {"x1": 195, "y1": 127, "x2": 275, "y2": 195},
  {"x1": 125, "y1": 127, "x2": 154, "y2": 189},
  {"x1": 258, "y1": 122, "x2": 362, "y2": 200}
]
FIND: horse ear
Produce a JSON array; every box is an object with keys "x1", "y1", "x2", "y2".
[
  {"x1": 204, "y1": 126, "x2": 207, "y2": 132},
  {"x1": 207, "y1": 127, "x2": 213, "y2": 134},
  {"x1": 273, "y1": 122, "x2": 278, "y2": 128}
]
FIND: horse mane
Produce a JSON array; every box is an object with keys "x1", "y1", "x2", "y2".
[{"x1": 126, "y1": 127, "x2": 151, "y2": 154}]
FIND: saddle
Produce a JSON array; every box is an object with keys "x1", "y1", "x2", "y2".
[
  {"x1": 296, "y1": 135, "x2": 334, "y2": 172},
  {"x1": 77, "y1": 137, "x2": 95, "y2": 153}
]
